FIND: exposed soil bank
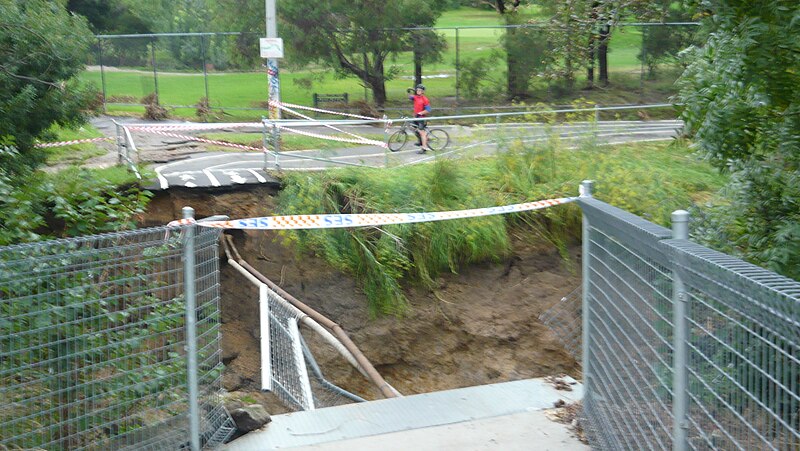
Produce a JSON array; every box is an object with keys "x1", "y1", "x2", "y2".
[{"x1": 145, "y1": 186, "x2": 580, "y2": 409}]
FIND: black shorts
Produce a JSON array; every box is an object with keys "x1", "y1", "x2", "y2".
[{"x1": 413, "y1": 118, "x2": 428, "y2": 131}]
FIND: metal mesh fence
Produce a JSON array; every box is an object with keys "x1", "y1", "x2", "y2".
[
  {"x1": 0, "y1": 226, "x2": 234, "y2": 450},
  {"x1": 90, "y1": 23, "x2": 698, "y2": 114},
  {"x1": 580, "y1": 198, "x2": 675, "y2": 450},
  {"x1": 261, "y1": 284, "x2": 363, "y2": 411},
  {"x1": 578, "y1": 196, "x2": 800, "y2": 450},
  {"x1": 264, "y1": 288, "x2": 315, "y2": 411},
  {"x1": 662, "y1": 240, "x2": 800, "y2": 450}
]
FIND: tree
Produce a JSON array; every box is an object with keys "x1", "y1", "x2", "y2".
[
  {"x1": 638, "y1": 4, "x2": 695, "y2": 78},
  {"x1": 279, "y1": 0, "x2": 445, "y2": 107},
  {"x1": 542, "y1": 0, "x2": 684, "y2": 89},
  {"x1": 483, "y1": 0, "x2": 538, "y2": 98},
  {"x1": 67, "y1": 0, "x2": 152, "y2": 34},
  {"x1": 411, "y1": 29, "x2": 447, "y2": 87},
  {"x1": 0, "y1": 0, "x2": 96, "y2": 172},
  {"x1": 676, "y1": 0, "x2": 800, "y2": 280}
]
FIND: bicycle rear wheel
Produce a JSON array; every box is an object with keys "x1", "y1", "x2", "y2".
[
  {"x1": 426, "y1": 129, "x2": 450, "y2": 151},
  {"x1": 388, "y1": 130, "x2": 408, "y2": 152}
]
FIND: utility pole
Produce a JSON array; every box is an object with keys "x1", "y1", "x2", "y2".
[{"x1": 265, "y1": 0, "x2": 281, "y2": 119}]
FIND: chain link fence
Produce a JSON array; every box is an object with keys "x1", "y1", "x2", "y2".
[
  {"x1": 87, "y1": 23, "x2": 698, "y2": 116},
  {"x1": 576, "y1": 191, "x2": 800, "y2": 450},
  {"x1": 0, "y1": 225, "x2": 234, "y2": 450}
]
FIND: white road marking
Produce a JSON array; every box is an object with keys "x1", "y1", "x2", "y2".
[
  {"x1": 155, "y1": 168, "x2": 169, "y2": 189},
  {"x1": 223, "y1": 170, "x2": 248, "y2": 184},
  {"x1": 203, "y1": 169, "x2": 221, "y2": 187},
  {"x1": 247, "y1": 169, "x2": 267, "y2": 183}
]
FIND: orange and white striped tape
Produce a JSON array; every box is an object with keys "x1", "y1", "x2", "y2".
[
  {"x1": 167, "y1": 197, "x2": 577, "y2": 229},
  {"x1": 128, "y1": 123, "x2": 261, "y2": 131},
  {"x1": 276, "y1": 102, "x2": 375, "y2": 141},
  {"x1": 35, "y1": 137, "x2": 113, "y2": 148},
  {"x1": 269, "y1": 100, "x2": 379, "y2": 121},
  {"x1": 279, "y1": 126, "x2": 388, "y2": 148}
]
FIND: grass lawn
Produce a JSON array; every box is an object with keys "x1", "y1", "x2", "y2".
[{"x1": 80, "y1": 6, "x2": 690, "y2": 121}]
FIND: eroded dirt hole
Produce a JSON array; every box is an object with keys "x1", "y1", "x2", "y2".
[{"x1": 145, "y1": 187, "x2": 580, "y2": 413}]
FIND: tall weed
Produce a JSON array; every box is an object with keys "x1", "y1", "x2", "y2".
[{"x1": 276, "y1": 137, "x2": 725, "y2": 316}]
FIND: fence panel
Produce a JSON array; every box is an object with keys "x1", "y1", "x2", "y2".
[
  {"x1": 576, "y1": 195, "x2": 800, "y2": 450},
  {"x1": 0, "y1": 226, "x2": 234, "y2": 450},
  {"x1": 661, "y1": 239, "x2": 800, "y2": 450},
  {"x1": 265, "y1": 289, "x2": 315, "y2": 411},
  {"x1": 89, "y1": 24, "x2": 698, "y2": 115},
  {"x1": 579, "y1": 197, "x2": 676, "y2": 450}
]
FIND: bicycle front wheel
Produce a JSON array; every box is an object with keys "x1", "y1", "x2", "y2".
[
  {"x1": 388, "y1": 130, "x2": 408, "y2": 152},
  {"x1": 426, "y1": 129, "x2": 450, "y2": 151}
]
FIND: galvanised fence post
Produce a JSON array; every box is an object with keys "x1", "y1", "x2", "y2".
[
  {"x1": 580, "y1": 180, "x2": 594, "y2": 395},
  {"x1": 671, "y1": 210, "x2": 689, "y2": 451},
  {"x1": 200, "y1": 34, "x2": 210, "y2": 105},
  {"x1": 272, "y1": 121, "x2": 281, "y2": 167},
  {"x1": 455, "y1": 27, "x2": 460, "y2": 111},
  {"x1": 151, "y1": 38, "x2": 159, "y2": 102},
  {"x1": 268, "y1": 116, "x2": 269, "y2": 171},
  {"x1": 98, "y1": 40, "x2": 107, "y2": 113},
  {"x1": 182, "y1": 206, "x2": 201, "y2": 451},
  {"x1": 383, "y1": 114, "x2": 389, "y2": 167},
  {"x1": 115, "y1": 122, "x2": 123, "y2": 165}
]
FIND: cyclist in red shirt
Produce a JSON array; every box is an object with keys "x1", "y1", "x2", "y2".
[{"x1": 407, "y1": 84, "x2": 432, "y2": 153}]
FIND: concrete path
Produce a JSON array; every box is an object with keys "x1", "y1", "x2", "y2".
[
  {"x1": 224, "y1": 377, "x2": 587, "y2": 451},
  {"x1": 90, "y1": 115, "x2": 682, "y2": 190},
  {"x1": 146, "y1": 121, "x2": 681, "y2": 189}
]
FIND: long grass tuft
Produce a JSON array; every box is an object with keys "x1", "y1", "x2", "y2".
[{"x1": 276, "y1": 136, "x2": 726, "y2": 316}]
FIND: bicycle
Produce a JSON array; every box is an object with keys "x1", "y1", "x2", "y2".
[{"x1": 387, "y1": 117, "x2": 450, "y2": 152}]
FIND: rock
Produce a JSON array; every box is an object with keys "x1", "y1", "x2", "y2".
[
  {"x1": 223, "y1": 397, "x2": 245, "y2": 413},
  {"x1": 222, "y1": 372, "x2": 244, "y2": 391},
  {"x1": 231, "y1": 405, "x2": 271, "y2": 433},
  {"x1": 221, "y1": 348, "x2": 239, "y2": 365}
]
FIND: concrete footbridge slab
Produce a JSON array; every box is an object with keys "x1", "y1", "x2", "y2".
[{"x1": 224, "y1": 377, "x2": 587, "y2": 451}]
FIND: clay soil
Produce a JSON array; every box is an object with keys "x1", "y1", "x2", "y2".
[{"x1": 145, "y1": 186, "x2": 581, "y2": 412}]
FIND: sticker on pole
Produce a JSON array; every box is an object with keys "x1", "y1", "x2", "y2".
[{"x1": 260, "y1": 38, "x2": 284, "y2": 58}]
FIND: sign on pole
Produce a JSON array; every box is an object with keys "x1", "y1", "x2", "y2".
[{"x1": 260, "y1": 38, "x2": 284, "y2": 59}]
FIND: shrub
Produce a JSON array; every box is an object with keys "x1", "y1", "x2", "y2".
[{"x1": 142, "y1": 93, "x2": 169, "y2": 120}]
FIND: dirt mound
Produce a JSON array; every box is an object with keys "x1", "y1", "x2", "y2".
[{"x1": 146, "y1": 187, "x2": 580, "y2": 408}]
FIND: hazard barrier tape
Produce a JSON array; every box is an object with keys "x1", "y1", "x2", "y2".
[
  {"x1": 128, "y1": 122, "x2": 261, "y2": 132},
  {"x1": 134, "y1": 124, "x2": 384, "y2": 150},
  {"x1": 274, "y1": 102, "x2": 372, "y2": 141},
  {"x1": 136, "y1": 128, "x2": 267, "y2": 152},
  {"x1": 279, "y1": 126, "x2": 388, "y2": 148},
  {"x1": 35, "y1": 137, "x2": 114, "y2": 148},
  {"x1": 269, "y1": 100, "x2": 380, "y2": 121},
  {"x1": 167, "y1": 197, "x2": 576, "y2": 229}
]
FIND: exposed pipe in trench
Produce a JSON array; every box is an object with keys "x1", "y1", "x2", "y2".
[{"x1": 221, "y1": 234, "x2": 401, "y2": 399}]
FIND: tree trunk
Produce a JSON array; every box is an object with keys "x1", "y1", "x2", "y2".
[
  {"x1": 371, "y1": 79, "x2": 387, "y2": 107},
  {"x1": 369, "y1": 56, "x2": 387, "y2": 107},
  {"x1": 505, "y1": 20, "x2": 529, "y2": 100},
  {"x1": 587, "y1": 36, "x2": 595, "y2": 89},
  {"x1": 587, "y1": 4, "x2": 599, "y2": 89},
  {"x1": 598, "y1": 24, "x2": 610, "y2": 85},
  {"x1": 414, "y1": 49, "x2": 422, "y2": 86}
]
